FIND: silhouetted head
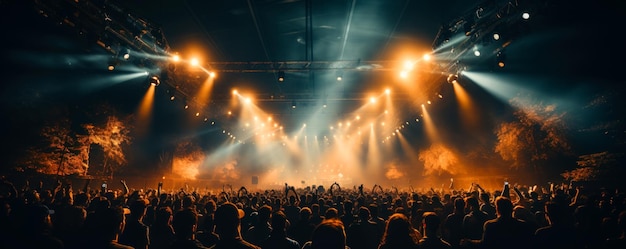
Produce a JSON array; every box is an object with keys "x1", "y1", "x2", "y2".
[{"x1": 311, "y1": 219, "x2": 346, "y2": 249}]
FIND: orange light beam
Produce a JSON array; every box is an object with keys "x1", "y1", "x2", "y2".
[
  {"x1": 421, "y1": 104, "x2": 440, "y2": 143},
  {"x1": 136, "y1": 84, "x2": 156, "y2": 136},
  {"x1": 452, "y1": 82, "x2": 480, "y2": 130}
]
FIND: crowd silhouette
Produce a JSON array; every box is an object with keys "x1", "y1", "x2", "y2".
[{"x1": 0, "y1": 176, "x2": 625, "y2": 249}]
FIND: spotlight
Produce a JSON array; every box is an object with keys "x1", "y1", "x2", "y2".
[
  {"x1": 291, "y1": 100, "x2": 296, "y2": 109},
  {"x1": 190, "y1": 58, "x2": 199, "y2": 67},
  {"x1": 278, "y1": 71, "x2": 285, "y2": 82},
  {"x1": 149, "y1": 75, "x2": 160, "y2": 86},
  {"x1": 496, "y1": 51, "x2": 506, "y2": 68},
  {"x1": 122, "y1": 49, "x2": 130, "y2": 60},
  {"x1": 399, "y1": 71, "x2": 408, "y2": 79},
  {"x1": 107, "y1": 58, "x2": 118, "y2": 71},
  {"x1": 522, "y1": 12, "x2": 530, "y2": 20},
  {"x1": 447, "y1": 74, "x2": 458, "y2": 84},
  {"x1": 493, "y1": 33, "x2": 500, "y2": 41}
]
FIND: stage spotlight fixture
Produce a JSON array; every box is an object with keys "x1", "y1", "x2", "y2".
[
  {"x1": 107, "y1": 58, "x2": 118, "y2": 71},
  {"x1": 496, "y1": 51, "x2": 506, "y2": 68},
  {"x1": 122, "y1": 49, "x2": 130, "y2": 60},
  {"x1": 447, "y1": 74, "x2": 458, "y2": 84},
  {"x1": 493, "y1": 33, "x2": 500, "y2": 41},
  {"x1": 472, "y1": 46, "x2": 481, "y2": 57},
  {"x1": 522, "y1": 12, "x2": 530, "y2": 20},
  {"x1": 149, "y1": 75, "x2": 160, "y2": 86},
  {"x1": 291, "y1": 100, "x2": 296, "y2": 109},
  {"x1": 464, "y1": 18, "x2": 474, "y2": 36},
  {"x1": 278, "y1": 71, "x2": 285, "y2": 82}
]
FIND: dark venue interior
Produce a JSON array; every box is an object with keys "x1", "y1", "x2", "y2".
[{"x1": 1, "y1": 0, "x2": 626, "y2": 248}]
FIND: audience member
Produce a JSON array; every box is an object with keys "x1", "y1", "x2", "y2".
[
  {"x1": 377, "y1": 213, "x2": 421, "y2": 249},
  {"x1": 170, "y1": 208, "x2": 208, "y2": 249},
  {"x1": 302, "y1": 218, "x2": 349, "y2": 249},
  {"x1": 419, "y1": 212, "x2": 452, "y2": 249},
  {"x1": 259, "y1": 210, "x2": 300, "y2": 249},
  {"x1": 212, "y1": 202, "x2": 260, "y2": 249}
]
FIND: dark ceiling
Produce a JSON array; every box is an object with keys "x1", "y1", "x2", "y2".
[{"x1": 107, "y1": 0, "x2": 482, "y2": 113}]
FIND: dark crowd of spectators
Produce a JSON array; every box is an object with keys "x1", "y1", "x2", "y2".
[{"x1": 0, "y1": 176, "x2": 625, "y2": 249}]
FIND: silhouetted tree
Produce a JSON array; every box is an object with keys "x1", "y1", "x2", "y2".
[
  {"x1": 494, "y1": 98, "x2": 571, "y2": 176},
  {"x1": 83, "y1": 115, "x2": 132, "y2": 179}
]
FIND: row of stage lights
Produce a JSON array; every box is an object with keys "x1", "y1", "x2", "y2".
[
  {"x1": 223, "y1": 86, "x2": 446, "y2": 146},
  {"x1": 108, "y1": 48, "x2": 460, "y2": 146}
]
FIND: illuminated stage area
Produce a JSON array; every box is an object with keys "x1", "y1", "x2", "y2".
[{"x1": 1, "y1": 0, "x2": 625, "y2": 192}]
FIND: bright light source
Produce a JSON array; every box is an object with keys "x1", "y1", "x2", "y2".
[
  {"x1": 245, "y1": 97, "x2": 251, "y2": 104},
  {"x1": 423, "y1": 54, "x2": 431, "y2": 61},
  {"x1": 123, "y1": 52, "x2": 130, "y2": 60},
  {"x1": 385, "y1": 88, "x2": 391, "y2": 95},
  {"x1": 278, "y1": 71, "x2": 285, "y2": 82},
  {"x1": 172, "y1": 54, "x2": 181, "y2": 62},
  {"x1": 209, "y1": 71, "x2": 216, "y2": 78},
  {"x1": 493, "y1": 33, "x2": 500, "y2": 40},
  {"x1": 369, "y1": 97, "x2": 376, "y2": 104},
  {"x1": 149, "y1": 76, "x2": 160, "y2": 86},
  {"x1": 190, "y1": 58, "x2": 199, "y2": 66},
  {"x1": 403, "y1": 60, "x2": 414, "y2": 70},
  {"x1": 400, "y1": 71, "x2": 408, "y2": 79},
  {"x1": 337, "y1": 76, "x2": 342, "y2": 81},
  {"x1": 522, "y1": 12, "x2": 530, "y2": 20},
  {"x1": 447, "y1": 74, "x2": 458, "y2": 84},
  {"x1": 232, "y1": 89, "x2": 238, "y2": 95},
  {"x1": 474, "y1": 50, "x2": 481, "y2": 56}
]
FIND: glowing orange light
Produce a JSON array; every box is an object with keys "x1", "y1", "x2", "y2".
[
  {"x1": 172, "y1": 54, "x2": 180, "y2": 62},
  {"x1": 190, "y1": 58, "x2": 199, "y2": 66},
  {"x1": 370, "y1": 97, "x2": 376, "y2": 104},
  {"x1": 400, "y1": 71, "x2": 408, "y2": 79},
  {"x1": 385, "y1": 88, "x2": 391, "y2": 95},
  {"x1": 403, "y1": 60, "x2": 414, "y2": 70},
  {"x1": 232, "y1": 89, "x2": 238, "y2": 95},
  {"x1": 423, "y1": 54, "x2": 432, "y2": 61}
]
